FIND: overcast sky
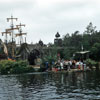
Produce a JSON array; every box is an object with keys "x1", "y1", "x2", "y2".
[{"x1": 0, "y1": 0, "x2": 100, "y2": 44}]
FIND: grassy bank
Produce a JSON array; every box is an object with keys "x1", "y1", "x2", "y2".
[{"x1": 0, "y1": 60, "x2": 35, "y2": 74}]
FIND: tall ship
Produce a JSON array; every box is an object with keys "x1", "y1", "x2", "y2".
[
  {"x1": 0, "y1": 15, "x2": 27, "y2": 60},
  {"x1": 0, "y1": 15, "x2": 43, "y2": 66}
]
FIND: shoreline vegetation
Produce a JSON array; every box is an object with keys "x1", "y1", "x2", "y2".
[
  {"x1": 0, "y1": 59, "x2": 99, "y2": 75},
  {"x1": 0, "y1": 60, "x2": 35, "y2": 74},
  {"x1": 0, "y1": 58, "x2": 99, "y2": 75}
]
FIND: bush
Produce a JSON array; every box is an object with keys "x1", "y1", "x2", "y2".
[
  {"x1": 0, "y1": 60, "x2": 35, "y2": 74},
  {"x1": 86, "y1": 59, "x2": 99, "y2": 69}
]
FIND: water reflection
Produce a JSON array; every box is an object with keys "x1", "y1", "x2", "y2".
[{"x1": 0, "y1": 71, "x2": 100, "y2": 100}]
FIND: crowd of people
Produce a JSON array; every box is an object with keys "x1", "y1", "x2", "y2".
[{"x1": 45, "y1": 59, "x2": 87, "y2": 72}]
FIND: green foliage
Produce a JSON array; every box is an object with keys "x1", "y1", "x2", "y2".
[
  {"x1": 63, "y1": 31, "x2": 82, "y2": 50},
  {"x1": 0, "y1": 60, "x2": 35, "y2": 74},
  {"x1": 42, "y1": 45, "x2": 58, "y2": 63},
  {"x1": 86, "y1": 59, "x2": 98, "y2": 69},
  {"x1": 84, "y1": 22, "x2": 96, "y2": 34},
  {"x1": 61, "y1": 22, "x2": 100, "y2": 60},
  {"x1": 46, "y1": 22, "x2": 100, "y2": 61},
  {"x1": 42, "y1": 54, "x2": 57, "y2": 64},
  {"x1": 90, "y1": 43, "x2": 100, "y2": 61},
  {"x1": 63, "y1": 48, "x2": 74, "y2": 59}
]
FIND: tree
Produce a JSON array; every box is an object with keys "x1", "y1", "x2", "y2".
[
  {"x1": 84, "y1": 22, "x2": 96, "y2": 34},
  {"x1": 90, "y1": 43, "x2": 100, "y2": 61}
]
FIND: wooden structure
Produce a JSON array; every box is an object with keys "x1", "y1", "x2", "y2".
[
  {"x1": 54, "y1": 32, "x2": 62, "y2": 46},
  {"x1": 75, "y1": 51, "x2": 90, "y2": 60},
  {"x1": 6, "y1": 15, "x2": 19, "y2": 58},
  {"x1": 2, "y1": 29, "x2": 11, "y2": 44},
  {"x1": 16, "y1": 23, "x2": 27, "y2": 45},
  {"x1": 0, "y1": 39, "x2": 8, "y2": 60}
]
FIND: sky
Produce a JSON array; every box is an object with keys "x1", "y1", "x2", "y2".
[{"x1": 0, "y1": 0, "x2": 100, "y2": 44}]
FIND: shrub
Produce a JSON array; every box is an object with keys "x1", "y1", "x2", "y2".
[
  {"x1": 0, "y1": 60, "x2": 35, "y2": 74},
  {"x1": 86, "y1": 59, "x2": 99, "y2": 69}
]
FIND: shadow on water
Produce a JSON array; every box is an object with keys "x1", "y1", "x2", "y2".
[{"x1": 0, "y1": 71, "x2": 100, "y2": 100}]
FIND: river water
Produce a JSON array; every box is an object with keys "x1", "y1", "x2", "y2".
[{"x1": 0, "y1": 71, "x2": 100, "y2": 100}]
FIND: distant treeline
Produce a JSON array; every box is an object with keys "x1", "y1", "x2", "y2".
[{"x1": 48, "y1": 22, "x2": 100, "y2": 61}]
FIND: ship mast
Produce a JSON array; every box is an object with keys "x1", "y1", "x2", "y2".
[
  {"x1": 7, "y1": 15, "x2": 19, "y2": 42},
  {"x1": 16, "y1": 23, "x2": 27, "y2": 45},
  {"x1": 2, "y1": 29, "x2": 11, "y2": 44},
  {"x1": 6, "y1": 15, "x2": 19, "y2": 58}
]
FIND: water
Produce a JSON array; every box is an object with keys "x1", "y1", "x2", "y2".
[{"x1": 0, "y1": 71, "x2": 100, "y2": 100}]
